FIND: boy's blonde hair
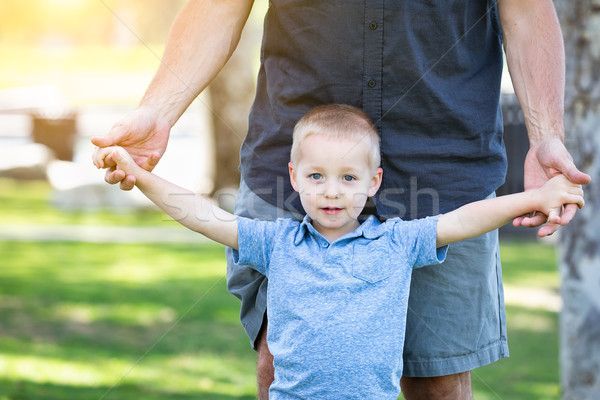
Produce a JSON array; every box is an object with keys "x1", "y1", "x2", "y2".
[{"x1": 290, "y1": 104, "x2": 381, "y2": 170}]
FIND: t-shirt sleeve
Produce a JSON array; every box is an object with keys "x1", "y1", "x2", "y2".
[
  {"x1": 390, "y1": 215, "x2": 448, "y2": 269},
  {"x1": 231, "y1": 217, "x2": 280, "y2": 276}
]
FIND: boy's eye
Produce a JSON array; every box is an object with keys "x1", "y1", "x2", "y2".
[
  {"x1": 310, "y1": 173, "x2": 322, "y2": 180},
  {"x1": 343, "y1": 175, "x2": 355, "y2": 182}
]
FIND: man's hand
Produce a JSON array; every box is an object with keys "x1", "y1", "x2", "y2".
[
  {"x1": 91, "y1": 106, "x2": 170, "y2": 191},
  {"x1": 513, "y1": 138, "x2": 591, "y2": 236}
]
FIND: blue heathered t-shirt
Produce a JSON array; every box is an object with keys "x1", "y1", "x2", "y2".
[
  {"x1": 241, "y1": 0, "x2": 507, "y2": 219},
  {"x1": 233, "y1": 214, "x2": 448, "y2": 399}
]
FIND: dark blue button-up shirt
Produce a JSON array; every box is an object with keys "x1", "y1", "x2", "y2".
[{"x1": 240, "y1": 0, "x2": 507, "y2": 219}]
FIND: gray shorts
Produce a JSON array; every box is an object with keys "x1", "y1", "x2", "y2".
[{"x1": 225, "y1": 179, "x2": 509, "y2": 377}]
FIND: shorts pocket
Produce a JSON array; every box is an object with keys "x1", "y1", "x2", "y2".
[{"x1": 352, "y1": 241, "x2": 392, "y2": 283}]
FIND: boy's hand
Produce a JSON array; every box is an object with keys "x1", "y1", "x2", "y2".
[
  {"x1": 92, "y1": 146, "x2": 140, "y2": 180},
  {"x1": 534, "y1": 174, "x2": 584, "y2": 231}
]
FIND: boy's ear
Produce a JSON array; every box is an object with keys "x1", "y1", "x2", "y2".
[
  {"x1": 289, "y1": 162, "x2": 299, "y2": 192},
  {"x1": 368, "y1": 167, "x2": 383, "y2": 197}
]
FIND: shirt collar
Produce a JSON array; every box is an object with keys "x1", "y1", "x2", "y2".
[
  {"x1": 293, "y1": 215, "x2": 316, "y2": 245},
  {"x1": 293, "y1": 214, "x2": 387, "y2": 245},
  {"x1": 353, "y1": 215, "x2": 388, "y2": 240}
]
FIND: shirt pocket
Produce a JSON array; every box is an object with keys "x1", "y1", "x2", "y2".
[{"x1": 351, "y1": 241, "x2": 392, "y2": 283}]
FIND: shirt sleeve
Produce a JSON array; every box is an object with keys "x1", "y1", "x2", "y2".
[
  {"x1": 231, "y1": 217, "x2": 281, "y2": 276},
  {"x1": 390, "y1": 215, "x2": 448, "y2": 269}
]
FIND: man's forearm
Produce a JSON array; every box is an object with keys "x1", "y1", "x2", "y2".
[
  {"x1": 140, "y1": 0, "x2": 254, "y2": 127},
  {"x1": 500, "y1": 0, "x2": 565, "y2": 145}
]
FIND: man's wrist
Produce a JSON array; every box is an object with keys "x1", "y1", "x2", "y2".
[
  {"x1": 138, "y1": 89, "x2": 187, "y2": 129},
  {"x1": 527, "y1": 121, "x2": 565, "y2": 147}
]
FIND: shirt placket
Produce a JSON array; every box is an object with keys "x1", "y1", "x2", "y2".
[{"x1": 363, "y1": 0, "x2": 384, "y2": 129}]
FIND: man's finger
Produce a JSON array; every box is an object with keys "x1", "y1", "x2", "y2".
[
  {"x1": 558, "y1": 159, "x2": 592, "y2": 185},
  {"x1": 513, "y1": 215, "x2": 525, "y2": 227},
  {"x1": 538, "y1": 222, "x2": 559, "y2": 237},
  {"x1": 92, "y1": 120, "x2": 131, "y2": 148},
  {"x1": 137, "y1": 152, "x2": 161, "y2": 172},
  {"x1": 519, "y1": 212, "x2": 548, "y2": 227},
  {"x1": 91, "y1": 135, "x2": 116, "y2": 148},
  {"x1": 560, "y1": 203, "x2": 578, "y2": 225}
]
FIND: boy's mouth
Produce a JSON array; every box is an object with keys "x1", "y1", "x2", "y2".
[{"x1": 321, "y1": 207, "x2": 343, "y2": 215}]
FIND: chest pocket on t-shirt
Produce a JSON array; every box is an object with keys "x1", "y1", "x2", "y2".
[{"x1": 351, "y1": 241, "x2": 392, "y2": 283}]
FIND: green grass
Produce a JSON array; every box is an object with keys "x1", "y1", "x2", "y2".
[
  {"x1": 471, "y1": 242, "x2": 561, "y2": 400},
  {"x1": 499, "y1": 240, "x2": 560, "y2": 288},
  {"x1": 471, "y1": 306, "x2": 560, "y2": 400},
  {"x1": 0, "y1": 241, "x2": 256, "y2": 400},
  {"x1": 0, "y1": 178, "x2": 172, "y2": 227},
  {"x1": 0, "y1": 240, "x2": 562, "y2": 400}
]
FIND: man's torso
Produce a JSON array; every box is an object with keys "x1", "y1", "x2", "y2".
[{"x1": 241, "y1": 0, "x2": 507, "y2": 219}]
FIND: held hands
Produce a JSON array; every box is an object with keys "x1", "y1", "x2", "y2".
[
  {"x1": 90, "y1": 106, "x2": 170, "y2": 191},
  {"x1": 528, "y1": 174, "x2": 585, "y2": 236},
  {"x1": 514, "y1": 138, "x2": 591, "y2": 236},
  {"x1": 92, "y1": 146, "x2": 141, "y2": 182}
]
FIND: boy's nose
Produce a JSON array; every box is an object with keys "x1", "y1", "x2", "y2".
[{"x1": 323, "y1": 182, "x2": 341, "y2": 199}]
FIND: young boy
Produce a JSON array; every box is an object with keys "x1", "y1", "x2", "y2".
[{"x1": 93, "y1": 104, "x2": 584, "y2": 399}]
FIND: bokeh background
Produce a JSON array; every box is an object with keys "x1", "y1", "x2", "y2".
[{"x1": 0, "y1": 1, "x2": 584, "y2": 399}]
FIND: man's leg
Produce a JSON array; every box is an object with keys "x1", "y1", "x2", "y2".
[
  {"x1": 401, "y1": 195, "x2": 508, "y2": 397},
  {"x1": 256, "y1": 318, "x2": 274, "y2": 400},
  {"x1": 401, "y1": 372, "x2": 473, "y2": 400}
]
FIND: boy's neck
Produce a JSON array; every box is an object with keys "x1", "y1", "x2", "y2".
[{"x1": 312, "y1": 220, "x2": 361, "y2": 243}]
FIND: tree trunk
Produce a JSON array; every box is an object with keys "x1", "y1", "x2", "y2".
[{"x1": 556, "y1": 1, "x2": 600, "y2": 399}]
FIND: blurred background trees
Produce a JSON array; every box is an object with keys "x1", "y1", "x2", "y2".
[
  {"x1": 1, "y1": 1, "x2": 598, "y2": 398},
  {"x1": 0, "y1": 0, "x2": 262, "y2": 195},
  {"x1": 0, "y1": 0, "x2": 186, "y2": 47},
  {"x1": 556, "y1": 1, "x2": 600, "y2": 399}
]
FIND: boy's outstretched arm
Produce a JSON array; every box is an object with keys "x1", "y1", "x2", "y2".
[
  {"x1": 436, "y1": 174, "x2": 585, "y2": 247},
  {"x1": 93, "y1": 146, "x2": 239, "y2": 249}
]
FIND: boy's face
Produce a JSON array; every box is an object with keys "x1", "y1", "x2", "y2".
[{"x1": 289, "y1": 133, "x2": 382, "y2": 241}]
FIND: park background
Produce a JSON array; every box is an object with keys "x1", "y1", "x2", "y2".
[{"x1": 0, "y1": 1, "x2": 595, "y2": 399}]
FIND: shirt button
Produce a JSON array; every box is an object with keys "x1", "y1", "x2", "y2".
[
  {"x1": 368, "y1": 80, "x2": 376, "y2": 88},
  {"x1": 322, "y1": 242, "x2": 329, "y2": 248},
  {"x1": 369, "y1": 21, "x2": 378, "y2": 30}
]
